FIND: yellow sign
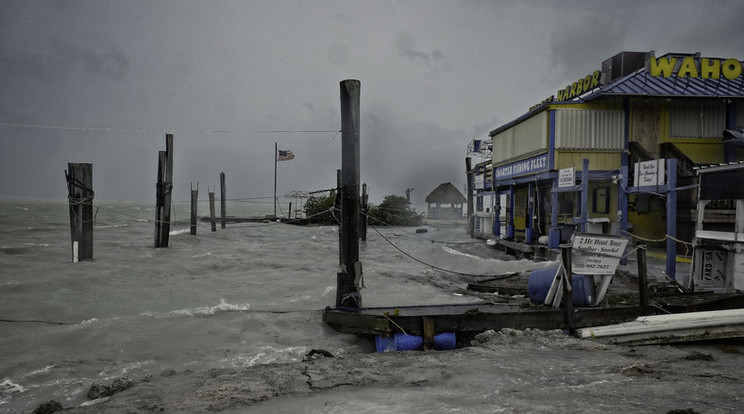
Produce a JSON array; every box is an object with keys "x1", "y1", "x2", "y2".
[
  {"x1": 650, "y1": 55, "x2": 743, "y2": 80},
  {"x1": 556, "y1": 70, "x2": 601, "y2": 101}
]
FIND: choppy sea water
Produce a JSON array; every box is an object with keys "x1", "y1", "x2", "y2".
[{"x1": 0, "y1": 199, "x2": 552, "y2": 412}]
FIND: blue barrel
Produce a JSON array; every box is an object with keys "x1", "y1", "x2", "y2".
[
  {"x1": 375, "y1": 332, "x2": 456, "y2": 352},
  {"x1": 527, "y1": 266, "x2": 594, "y2": 307},
  {"x1": 433, "y1": 332, "x2": 456, "y2": 350}
]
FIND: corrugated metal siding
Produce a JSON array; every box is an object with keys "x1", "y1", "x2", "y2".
[
  {"x1": 554, "y1": 152, "x2": 621, "y2": 171},
  {"x1": 492, "y1": 113, "x2": 548, "y2": 163},
  {"x1": 554, "y1": 109, "x2": 624, "y2": 150},
  {"x1": 669, "y1": 100, "x2": 725, "y2": 138}
]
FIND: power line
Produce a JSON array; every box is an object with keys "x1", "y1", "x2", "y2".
[{"x1": 0, "y1": 121, "x2": 340, "y2": 135}]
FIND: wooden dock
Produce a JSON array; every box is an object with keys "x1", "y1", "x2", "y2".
[
  {"x1": 323, "y1": 302, "x2": 641, "y2": 339},
  {"x1": 323, "y1": 266, "x2": 744, "y2": 344}
]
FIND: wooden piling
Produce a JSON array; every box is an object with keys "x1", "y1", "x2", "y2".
[
  {"x1": 65, "y1": 163, "x2": 94, "y2": 262},
  {"x1": 155, "y1": 134, "x2": 174, "y2": 247},
  {"x1": 560, "y1": 245, "x2": 575, "y2": 331},
  {"x1": 220, "y1": 172, "x2": 226, "y2": 229},
  {"x1": 361, "y1": 183, "x2": 368, "y2": 242},
  {"x1": 466, "y1": 157, "x2": 474, "y2": 237},
  {"x1": 209, "y1": 189, "x2": 217, "y2": 232},
  {"x1": 190, "y1": 184, "x2": 198, "y2": 236},
  {"x1": 637, "y1": 245, "x2": 650, "y2": 316},
  {"x1": 337, "y1": 79, "x2": 362, "y2": 308},
  {"x1": 422, "y1": 317, "x2": 435, "y2": 351}
]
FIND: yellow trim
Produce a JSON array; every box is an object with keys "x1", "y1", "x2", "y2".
[
  {"x1": 660, "y1": 103, "x2": 670, "y2": 142},
  {"x1": 673, "y1": 142, "x2": 724, "y2": 164},
  {"x1": 548, "y1": 101, "x2": 622, "y2": 111},
  {"x1": 646, "y1": 250, "x2": 693, "y2": 264}
]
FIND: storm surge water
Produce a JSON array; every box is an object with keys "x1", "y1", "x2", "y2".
[{"x1": 0, "y1": 199, "x2": 548, "y2": 412}]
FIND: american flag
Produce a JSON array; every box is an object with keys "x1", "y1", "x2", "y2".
[{"x1": 277, "y1": 149, "x2": 295, "y2": 161}]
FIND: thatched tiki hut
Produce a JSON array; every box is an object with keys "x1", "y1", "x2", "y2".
[{"x1": 425, "y1": 182, "x2": 466, "y2": 219}]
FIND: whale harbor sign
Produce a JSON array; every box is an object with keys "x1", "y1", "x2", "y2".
[
  {"x1": 649, "y1": 54, "x2": 743, "y2": 80},
  {"x1": 494, "y1": 153, "x2": 548, "y2": 180}
]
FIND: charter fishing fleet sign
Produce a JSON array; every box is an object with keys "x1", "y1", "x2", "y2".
[{"x1": 571, "y1": 234, "x2": 628, "y2": 275}]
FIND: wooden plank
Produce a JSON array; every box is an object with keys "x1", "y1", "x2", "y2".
[{"x1": 323, "y1": 304, "x2": 640, "y2": 337}]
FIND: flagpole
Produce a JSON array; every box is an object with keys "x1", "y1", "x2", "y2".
[{"x1": 274, "y1": 142, "x2": 277, "y2": 217}]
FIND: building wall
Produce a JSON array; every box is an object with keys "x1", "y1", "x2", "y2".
[
  {"x1": 630, "y1": 100, "x2": 663, "y2": 158},
  {"x1": 554, "y1": 151, "x2": 621, "y2": 171},
  {"x1": 492, "y1": 113, "x2": 548, "y2": 164}
]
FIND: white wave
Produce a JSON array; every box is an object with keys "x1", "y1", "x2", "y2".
[
  {"x1": 165, "y1": 299, "x2": 251, "y2": 318},
  {"x1": 77, "y1": 318, "x2": 99, "y2": 327},
  {"x1": 0, "y1": 378, "x2": 27, "y2": 399},
  {"x1": 441, "y1": 245, "x2": 481, "y2": 259},
  {"x1": 169, "y1": 229, "x2": 190, "y2": 236},
  {"x1": 322, "y1": 286, "x2": 335, "y2": 297},
  {"x1": 228, "y1": 346, "x2": 307, "y2": 367},
  {"x1": 95, "y1": 223, "x2": 129, "y2": 229},
  {"x1": 21, "y1": 365, "x2": 54, "y2": 378},
  {"x1": 0, "y1": 242, "x2": 49, "y2": 249}
]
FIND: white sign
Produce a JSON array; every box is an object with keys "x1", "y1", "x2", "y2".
[
  {"x1": 634, "y1": 159, "x2": 666, "y2": 187},
  {"x1": 558, "y1": 167, "x2": 575, "y2": 188},
  {"x1": 571, "y1": 234, "x2": 628, "y2": 275},
  {"x1": 475, "y1": 174, "x2": 484, "y2": 190}
]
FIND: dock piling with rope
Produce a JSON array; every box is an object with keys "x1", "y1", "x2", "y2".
[{"x1": 65, "y1": 162, "x2": 94, "y2": 262}]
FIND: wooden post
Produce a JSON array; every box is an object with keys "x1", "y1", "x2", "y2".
[
  {"x1": 361, "y1": 183, "x2": 368, "y2": 242},
  {"x1": 560, "y1": 244, "x2": 575, "y2": 331},
  {"x1": 335, "y1": 169, "x2": 344, "y2": 307},
  {"x1": 665, "y1": 158, "x2": 677, "y2": 281},
  {"x1": 190, "y1": 183, "x2": 198, "y2": 236},
  {"x1": 637, "y1": 245, "x2": 650, "y2": 316},
  {"x1": 155, "y1": 151, "x2": 166, "y2": 247},
  {"x1": 65, "y1": 163, "x2": 94, "y2": 262},
  {"x1": 288, "y1": 202, "x2": 293, "y2": 219},
  {"x1": 220, "y1": 172, "x2": 226, "y2": 229},
  {"x1": 155, "y1": 134, "x2": 174, "y2": 247},
  {"x1": 422, "y1": 317, "x2": 435, "y2": 351},
  {"x1": 337, "y1": 79, "x2": 362, "y2": 308},
  {"x1": 209, "y1": 189, "x2": 217, "y2": 232},
  {"x1": 466, "y1": 157, "x2": 474, "y2": 237}
]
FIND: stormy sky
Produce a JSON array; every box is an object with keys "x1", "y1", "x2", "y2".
[{"x1": 2, "y1": 0, "x2": 743, "y2": 206}]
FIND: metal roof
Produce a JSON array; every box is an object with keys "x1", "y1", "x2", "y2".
[
  {"x1": 489, "y1": 68, "x2": 744, "y2": 137},
  {"x1": 584, "y1": 67, "x2": 744, "y2": 100}
]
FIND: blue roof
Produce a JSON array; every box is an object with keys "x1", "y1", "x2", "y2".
[
  {"x1": 583, "y1": 68, "x2": 744, "y2": 100},
  {"x1": 489, "y1": 59, "x2": 744, "y2": 137}
]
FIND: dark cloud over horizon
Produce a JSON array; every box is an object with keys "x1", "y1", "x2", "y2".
[{"x1": 1, "y1": 0, "x2": 743, "y2": 206}]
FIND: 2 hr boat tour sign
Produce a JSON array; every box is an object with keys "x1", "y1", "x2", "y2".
[{"x1": 571, "y1": 234, "x2": 628, "y2": 275}]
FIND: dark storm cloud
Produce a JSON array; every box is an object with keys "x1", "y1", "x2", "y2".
[
  {"x1": 361, "y1": 103, "x2": 464, "y2": 204},
  {"x1": 2, "y1": 0, "x2": 743, "y2": 203},
  {"x1": 548, "y1": 16, "x2": 625, "y2": 80},
  {"x1": 394, "y1": 30, "x2": 452, "y2": 73}
]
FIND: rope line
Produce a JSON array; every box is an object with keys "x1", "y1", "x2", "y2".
[
  {"x1": 369, "y1": 224, "x2": 512, "y2": 278},
  {"x1": 622, "y1": 229, "x2": 692, "y2": 257}
]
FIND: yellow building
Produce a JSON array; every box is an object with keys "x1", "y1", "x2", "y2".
[{"x1": 470, "y1": 51, "x2": 744, "y2": 279}]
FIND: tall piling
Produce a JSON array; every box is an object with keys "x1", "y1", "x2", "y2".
[
  {"x1": 155, "y1": 134, "x2": 174, "y2": 247},
  {"x1": 220, "y1": 172, "x2": 226, "y2": 229},
  {"x1": 190, "y1": 184, "x2": 198, "y2": 235},
  {"x1": 361, "y1": 183, "x2": 368, "y2": 242},
  {"x1": 337, "y1": 79, "x2": 362, "y2": 308},
  {"x1": 209, "y1": 188, "x2": 217, "y2": 232},
  {"x1": 65, "y1": 163, "x2": 94, "y2": 262},
  {"x1": 466, "y1": 157, "x2": 474, "y2": 237}
]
